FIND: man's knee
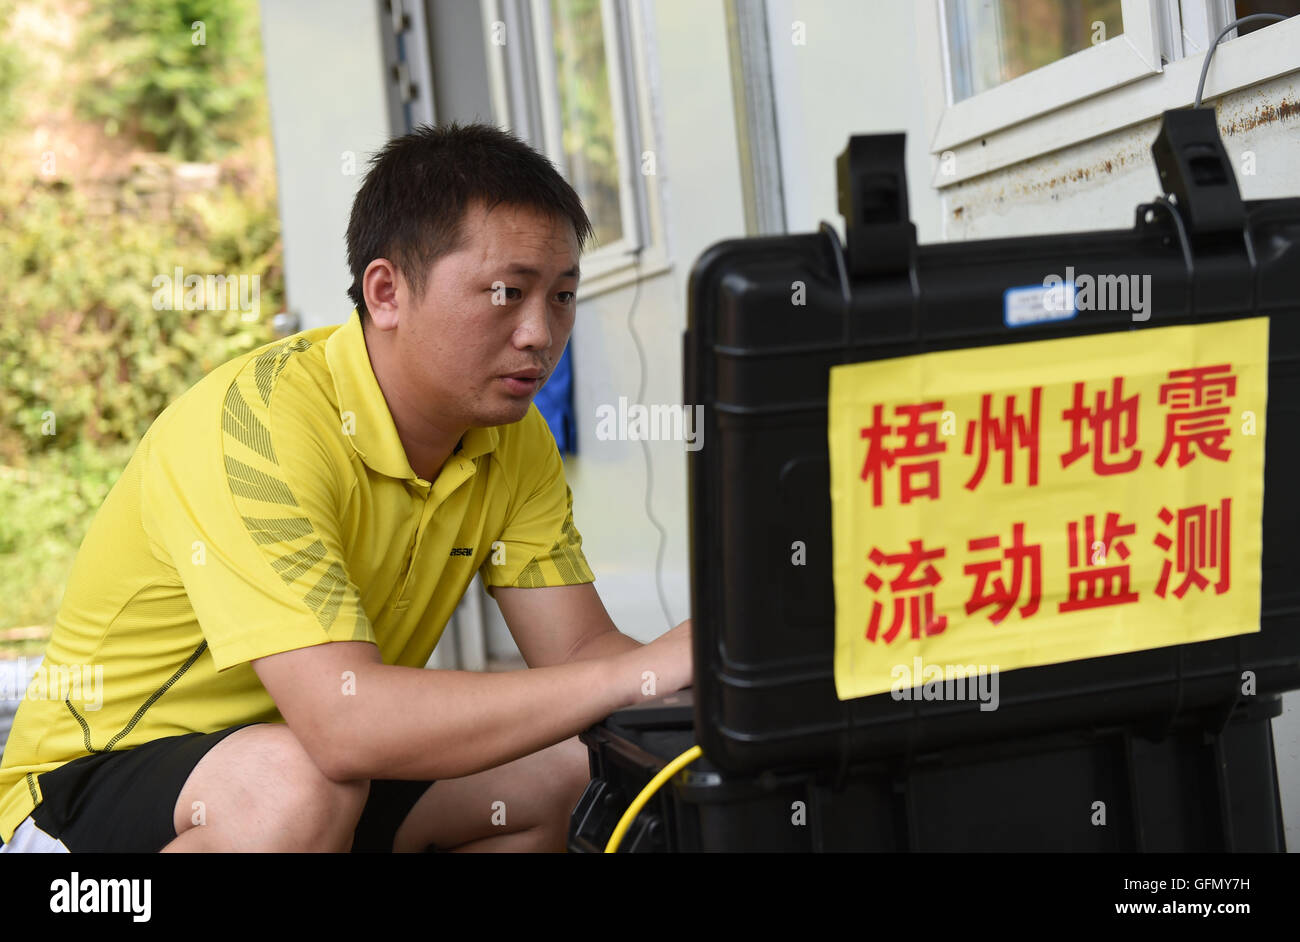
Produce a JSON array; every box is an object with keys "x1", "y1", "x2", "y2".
[
  {"x1": 522, "y1": 737, "x2": 589, "y2": 852},
  {"x1": 392, "y1": 735, "x2": 591, "y2": 853},
  {"x1": 174, "y1": 723, "x2": 370, "y2": 851},
  {"x1": 269, "y1": 733, "x2": 370, "y2": 850},
  {"x1": 553, "y1": 736, "x2": 591, "y2": 812},
  {"x1": 536, "y1": 736, "x2": 591, "y2": 833}
]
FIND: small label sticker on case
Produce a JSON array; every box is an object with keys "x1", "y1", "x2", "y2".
[{"x1": 1004, "y1": 283, "x2": 1076, "y2": 328}]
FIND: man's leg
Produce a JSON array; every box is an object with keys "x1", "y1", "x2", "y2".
[
  {"x1": 390, "y1": 735, "x2": 590, "y2": 853},
  {"x1": 162, "y1": 722, "x2": 590, "y2": 852},
  {"x1": 161, "y1": 723, "x2": 369, "y2": 852}
]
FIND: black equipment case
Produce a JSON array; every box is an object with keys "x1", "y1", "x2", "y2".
[{"x1": 568, "y1": 109, "x2": 1300, "y2": 852}]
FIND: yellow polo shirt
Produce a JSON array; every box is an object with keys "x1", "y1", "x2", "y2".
[{"x1": 0, "y1": 308, "x2": 594, "y2": 843}]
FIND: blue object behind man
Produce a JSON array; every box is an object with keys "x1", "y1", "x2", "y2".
[{"x1": 534, "y1": 344, "x2": 576, "y2": 454}]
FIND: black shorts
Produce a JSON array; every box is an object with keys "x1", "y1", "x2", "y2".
[{"x1": 14, "y1": 723, "x2": 437, "y2": 853}]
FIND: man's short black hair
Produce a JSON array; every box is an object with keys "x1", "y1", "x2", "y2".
[{"x1": 345, "y1": 122, "x2": 594, "y2": 323}]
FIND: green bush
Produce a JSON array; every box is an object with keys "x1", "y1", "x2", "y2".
[
  {"x1": 75, "y1": 0, "x2": 264, "y2": 161},
  {"x1": 0, "y1": 441, "x2": 136, "y2": 630},
  {"x1": 0, "y1": 0, "x2": 26, "y2": 134},
  {"x1": 0, "y1": 175, "x2": 281, "y2": 464},
  {"x1": 0, "y1": 0, "x2": 284, "y2": 638},
  {"x1": 0, "y1": 173, "x2": 282, "y2": 630}
]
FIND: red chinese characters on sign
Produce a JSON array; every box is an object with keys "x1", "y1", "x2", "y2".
[
  {"x1": 1060, "y1": 377, "x2": 1142, "y2": 475},
  {"x1": 851, "y1": 366, "x2": 1245, "y2": 635},
  {"x1": 963, "y1": 523, "x2": 1043, "y2": 624},
  {"x1": 863, "y1": 540, "x2": 947, "y2": 643},
  {"x1": 963, "y1": 389, "x2": 1043, "y2": 490},
  {"x1": 1154, "y1": 499, "x2": 1232, "y2": 598},
  {"x1": 1156, "y1": 364, "x2": 1236, "y2": 467},
  {"x1": 856, "y1": 512, "x2": 1236, "y2": 643},
  {"x1": 859, "y1": 401, "x2": 946, "y2": 507},
  {"x1": 1059, "y1": 512, "x2": 1140, "y2": 612}
]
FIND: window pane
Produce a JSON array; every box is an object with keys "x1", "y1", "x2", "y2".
[
  {"x1": 946, "y1": 0, "x2": 1125, "y2": 102},
  {"x1": 550, "y1": 0, "x2": 623, "y2": 250},
  {"x1": 1231, "y1": 1, "x2": 1300, "y2": 36}
]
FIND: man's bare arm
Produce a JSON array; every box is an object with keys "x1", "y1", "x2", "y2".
[
  {"x1": 489, "y1": 582, "x2": 648, "y2": 667},
  {"x1": 566, "y1": 628, "x2": 645, "y2": 663},
  {"x1": 252, "y1": 579, "x2": 691, "y2": 784},
  {"x1": 250, "y1": 640, "x2": 661, "y2": 784},
  {"x1": 492, "y1": 578, "x2": 696, "y2": 682}
]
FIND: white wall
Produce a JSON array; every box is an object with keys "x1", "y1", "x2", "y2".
[
  {"x1": 259, "y1": 0, "x2": 394, "y2": 331},
  {"x1": 941, "y1": 73, "x2": 1300, "y2": 240},
  {"x1": 766, "y1": 0, "x2": 945, "y2": 243}
]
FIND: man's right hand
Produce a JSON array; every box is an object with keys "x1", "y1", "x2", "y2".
[{"x1": 615, "y1": 617, "x2": 693, "y2": 705}]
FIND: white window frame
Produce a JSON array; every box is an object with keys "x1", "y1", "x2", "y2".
[
  {"x1": 936, "y1": 0, "x2": 1169, "y2": 152},
  {"x1": 919, "y1": 0, "x2": 1300, "y2": 188},
  {"x1": 481, "y1": 0, "x2": 669, "y2": 299},
  {"x1": 1176, "y1": 0, "x2": 1238, "y2": 54}
]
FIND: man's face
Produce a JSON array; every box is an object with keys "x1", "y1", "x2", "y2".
[{"x1": 395, "y1": 201, "x2": 580, "y2": 429}]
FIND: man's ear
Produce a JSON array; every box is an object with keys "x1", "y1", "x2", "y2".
[{"x1": 363, "y1": 258, "x2": 402, "y2": 330}]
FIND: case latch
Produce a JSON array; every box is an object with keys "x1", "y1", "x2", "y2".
[
  {"x1": 1150, "y1": 107, "x2": 1245, "y2": 237},
  {"x1": 836, "y1": 134, "x2": 918, "y2": 278}
]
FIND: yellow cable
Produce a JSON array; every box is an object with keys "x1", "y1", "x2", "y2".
[{"x1": 604, "y1": 744, "x2": 703, "y2": 853}]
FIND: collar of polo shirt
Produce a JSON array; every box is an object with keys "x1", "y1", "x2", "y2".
[{"x1": 324, "y1": 308, "x2": 501, "y2": 482}]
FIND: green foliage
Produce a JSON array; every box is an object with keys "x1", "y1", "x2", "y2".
[
  {"x1": 0, "y1": 0, "x2": 284, "y2": 638},
  {"x1": 0, "y1": 175, "x2": 280, "y2": 463},
  {"x1": 0, "y1": 441, "x2": 135, "y2": 630},
  {"x1": 0, "y1": 171, "x2": 280, "y2": 634},
  {"x1": 0, "y1": 1, "x2": 26, "y2": 134},
  {"x1": 75, "y1": 0, "x2": 264, "y2": 161}
]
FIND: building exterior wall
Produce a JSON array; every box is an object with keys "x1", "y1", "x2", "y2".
[{"x1": 259, "y1": 0, "x2": 394, "y2": 332}]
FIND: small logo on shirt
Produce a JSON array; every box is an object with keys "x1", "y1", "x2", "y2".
[{"x1": 449, "y1": 547, "x2": 474, "y2": 557}]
